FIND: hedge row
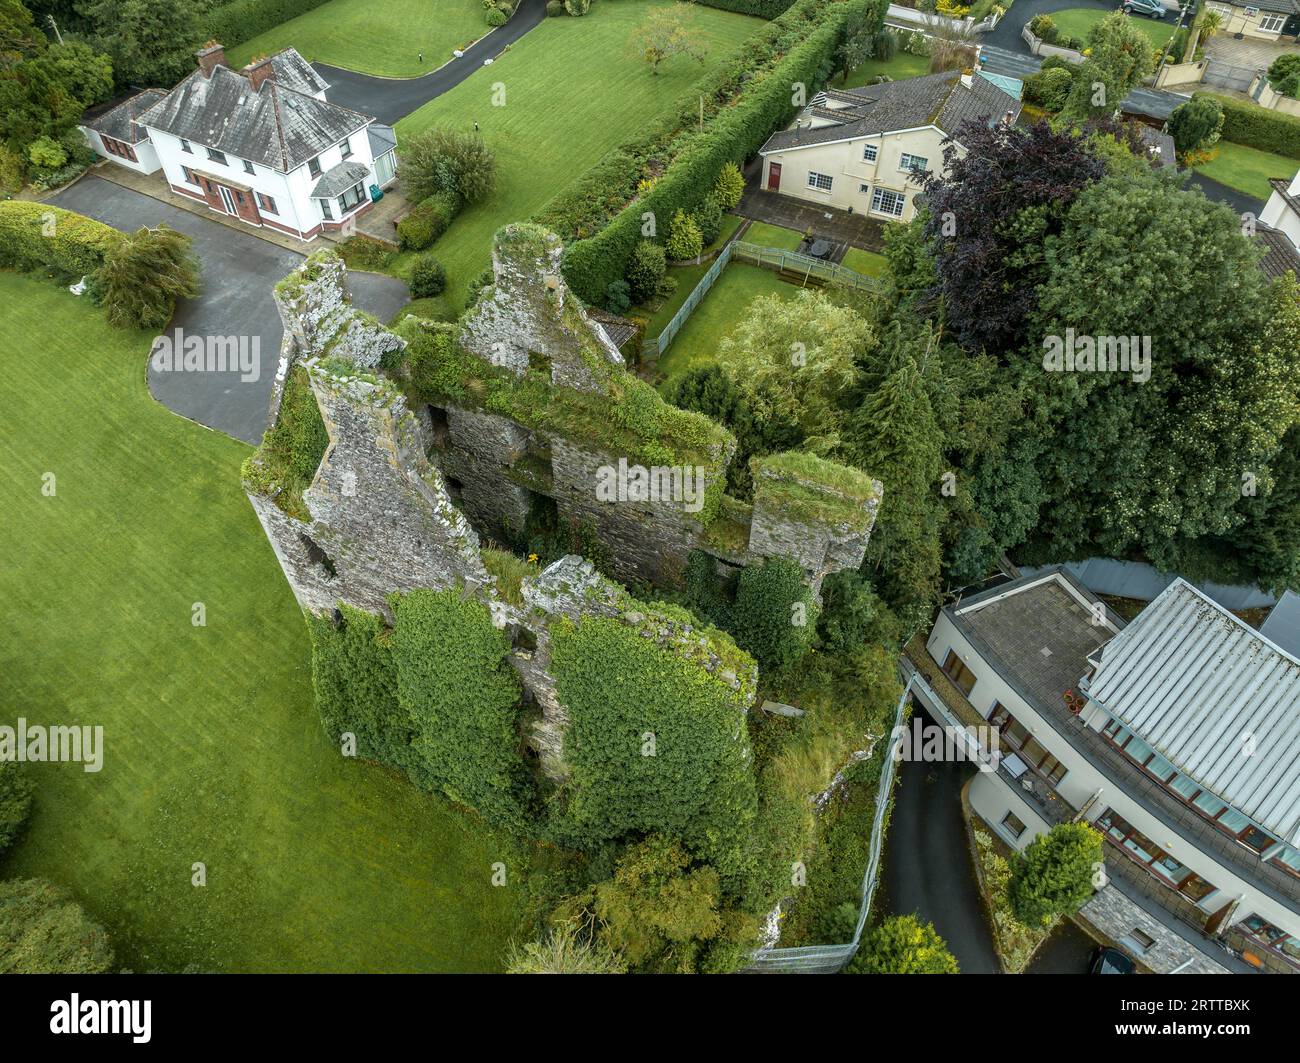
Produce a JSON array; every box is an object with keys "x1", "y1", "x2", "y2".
[
  {"x1": 560, "y1": 0, "x2": 882, "y2": 302},
  {"x1": 538, "y1": 0, "x2": 859, "y2": 247},
  {"x1": 397, "y1": 190, "x2": 461, "y2": 251},
  {"x1": 696, "y1": 0, "x2": 800, "y2": 16},
  {"x1": 1198, "y1": 92, "x2": 1300, "y2": 160},
  {"x1": 0, "y1": 201, "x2": 122, "y2": 280},
  {"x1": 201, "y1": 0, "x2": 336, "y2": 51}
]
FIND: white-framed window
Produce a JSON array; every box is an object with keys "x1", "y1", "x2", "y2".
[
  {"x1": 899, "y1": 152, "x2": 929, "y2": 173},
  {"x1": 1208, "y1": 2, "x2": 1231, "y2": 12},
  {"x1": 243, "y1": 159, "x2": 255, "y2": 175},
  {"x1": 862, "y1": 143, "x2": 878, "y2": 162},
  {"x1": 1001, "y1": 811, "x2": 1026, "y2": 840},
  {"x1": 319, "y1": 198, "x2": 333, "y2": 220},
  {"x1": 859, "y1": 182, "x2": 870, "y2": 194},
  {"x1": 337, "y1": 181, "x2": 366, "y2": 214},
  {"x1": 871, "y1": 187, "x2": 906, "y2": 217},
  {"x1": 206, "y1": 147, "x2": 227, "y2": 165},
  {"x1": 340, "y1": 136, "x2": 352, "y2": 159},
  {"x1": 179, "y1": 137, "x2": 192, "y2": 154},
  {"x1": 1259, "y1": 12, "x2": 1285, "y2": 31},
  {"x1": 807, "y1": 171, "x2": 833, "y2": 192}
]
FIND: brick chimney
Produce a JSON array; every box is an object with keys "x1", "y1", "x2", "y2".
[
  {"x1": 196, "y1": 42, "x2": 226, "y2": 78},
  {"x1": 244, "y1": 56, "x2": 275, "y2": 92}
]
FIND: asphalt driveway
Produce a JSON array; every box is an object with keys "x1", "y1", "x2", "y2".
[
  {"x1": 50, "y1": 175, "x2": 409, "y2": 445},
  {"x1": 983, "y1": 0, "x2": 1115, "y2": 53},
  {"x1": 878, "y1": 705, "x2": 1001, "y2": 974},
  {"x1": 316, "y1": 0, "x2": 547, "y2": 124}
]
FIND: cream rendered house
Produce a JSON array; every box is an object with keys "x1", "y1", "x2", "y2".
[
  {"x1": 1206, "y1": 0, "x2": 1299, "y2": 41},
  {"x1": 757, "y1": 70, "x2": 1021, "y2": 223}
]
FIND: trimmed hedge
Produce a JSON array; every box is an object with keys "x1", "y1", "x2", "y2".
[
  {"x1": 202, "y1": 0, "x2": 336, "y2": 50},
  {"x1": 697, "y1": 0, "x2": 800, "y2": 14},
  {"x1": 0, "y1": 201, "x2": 122, "y2": 280},
  {"x1": 396, "y1": 191, "x2": 461, "y2": 251},
  {"x1": 1198, "y1": 92, "x2": 1300, "y2": 160},
  {"x1": 560, "y1": 0, "x2": 881, "y2": 301}
]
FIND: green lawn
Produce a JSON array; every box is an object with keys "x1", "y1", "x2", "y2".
[
  {"x1": 0, "y1": 273, "x2": 525, "y2": 972},
  {"x1": 395, "y1": 0, "x2": 764, "y2": 313},
  {"x1": 656, "y1": 262, "x2": 796, "y2": 382},
  {"x1": 1194, "y1": 140, "x2": 1298, "y2": 201},
  {"x1": 226, "y1": 0, "x2": 487, "y2": 78},
  {"x1": 841, "y1": 246, "x2": 887, "y2": 278},
  {"x1": 1048, "y1": 8, "x2": 1176, "y2": 51},
  {"x1": 840, "y1": 51, "x2": 930, "y2": 90},
  {"x1": 743, "y1": 220, "x2": 805, "y2": 251}
]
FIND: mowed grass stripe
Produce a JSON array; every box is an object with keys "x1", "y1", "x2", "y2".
[
  {"x1": 0, "y1": 273, "x2": 523, "y2": 972},
  {"x1": 226, "y1": 0, "x2": 488, "y2": 78},
  {"x1": 395, "y1": 0, "x2": 765, "y2": 311}
]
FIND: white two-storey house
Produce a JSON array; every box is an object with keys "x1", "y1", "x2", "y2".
[{"x1": 80, "y1": 43, "x2": 398, "y2": 242}]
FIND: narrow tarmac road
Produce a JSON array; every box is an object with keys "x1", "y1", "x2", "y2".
[{"x1": 315, "y1": 0, "x2": 548, "y2": 124}]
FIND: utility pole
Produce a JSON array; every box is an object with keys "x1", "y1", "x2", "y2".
[{"x1": 47, "y1": 14, "x2": 63, "y2": 44}]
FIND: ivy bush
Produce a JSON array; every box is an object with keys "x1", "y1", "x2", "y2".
[
  {"x1": 550, "y1": 615, "x2": 758, "y2": 890},
  {"x1": 731, "y1": 556, "x2": 818, "y2": 672},
  {"x1": 241, "y1": 365, "x2": 328, "y2": 519}
]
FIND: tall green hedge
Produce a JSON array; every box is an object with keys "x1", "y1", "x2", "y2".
[
  {"x1": 697, "y1": 0, "x2": 800, "y2": 16},
  {"x1": 560, "y1": 0, "x2": 880, "y2": 301},
  {"x1": 549, "y1": 615, "x2": 759, "y2": 892},
  {"x1": 1198, "y1": 93, "x2": 1300, "y2": 159},
  {"x1": 0, "y1": 201, "x2": 122, "y2": 280},
  {"x1": 202, "y1": 0, "x2": 337, "y2": 50}
]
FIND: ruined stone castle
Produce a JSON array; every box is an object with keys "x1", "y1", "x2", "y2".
[{"x1": 243, "y1": 224, "x2": 883, "y2": 778}]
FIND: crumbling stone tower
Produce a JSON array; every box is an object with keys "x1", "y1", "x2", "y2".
[{"x1": 242, "y1": 227, "x2": 883, "y2": 778}]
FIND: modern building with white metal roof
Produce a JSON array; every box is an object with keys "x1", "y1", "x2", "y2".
[{"x1": 905, "y1": 566, "x2": 1300, "y2": 974}]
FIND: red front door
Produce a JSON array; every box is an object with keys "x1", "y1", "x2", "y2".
[{"x1": 767, "y1": 162, "x2": 781, "y2": 192}]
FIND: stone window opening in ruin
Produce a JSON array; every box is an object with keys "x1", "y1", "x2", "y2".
[
  {"x1": 527, "y1": 350, "x2": 551, "y2": 377},
  {"x1": 424, "y1": 405, "x2": 449, "y2": 454},
  {"x1": 444, "y1": 475, "x2": 465, "y2": 503},
  {"x1": 512, "y1": 626, "x2": 538, "y2": 654},
  {"x1": 299, "y1": 533, "x2": 338, "y2": 581}
]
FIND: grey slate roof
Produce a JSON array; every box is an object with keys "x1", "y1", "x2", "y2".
[
  {"x1": 760, "y1": 71, "x2": 1020, "y2": 154},
  {"x1": 1254, "y1": 223, "x2": 1300, "y2": 280},
  {"x1": 136, "y1": 61, "x2": 370, "y2": 173},
  {"x1": 84, "y1": 89, "x2": 168, "y2": 144},
  {"x1": 1244, "y1": 0, "x2": 1299, "y2": 14},
  {"x1": 311, "y1": 160, "x2": 371, "y2": 198},
  {"x1": 367, "y1": 122, "x2": 397, "y2": 158},
  {"x1": 268, "y1": 48, "x2": 329, "y2": 97},
  {"x1": 1085, "y1": 579, "x2": 1300, "y2": 847},
  {"x1": 1135, "y1": 124, "x2": 1176, "y2": 169}
]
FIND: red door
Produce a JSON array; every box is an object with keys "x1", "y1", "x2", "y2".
[{"x1": 767, "y1": 162, "x2": 781, "y2": 192}]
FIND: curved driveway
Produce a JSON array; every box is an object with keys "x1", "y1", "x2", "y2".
[{"x1": 317, "y1": 0, "x2": 548, "y2": 124}]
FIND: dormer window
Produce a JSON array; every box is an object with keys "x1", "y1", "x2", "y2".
[
  {"x1": 308, "y1": 156, "x2": 321, "y2": 178},
  {"x1": 207, "y1": 148, "x2": 227, "y2": 165},
  {"x1": 340, "y1": 137, "x2": 352, "y2": 159}
]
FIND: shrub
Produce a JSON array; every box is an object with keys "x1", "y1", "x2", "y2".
[
  {"x1": 665, "y1": 208, "x2": 703, "y2": 260},
  {"x1": 97, "y1": 224, "x2": 200, "y2": 330},
  {"x1": 546, "y1": 0, "x2": 563, "y2": 12},
  {"x1": 506, "y1": 922, "x2": 628, "y2": 973},
  {"x1": 0, "y1": 201, "x2": 122, "y2": 281},
  {"x1": 605, "y1": 278, "x2": 632, "y2": 314},
  {"x1": 731, "y1": 556, "x2": 818, "y2": 671},
  {"x1": 486, "y1": 6, "x2": 507, "y2": 25},
  {"x1": 1197, "y1": 93, "x2": 1300, "y2": 159},
  {"x1": 846, "y1": 914, "x2": 959, "y2": 973},
  {"x1": 564, "y1": 0, "x2": 590, "y2": 13},
  {"x1": 1028, "y1": 14, "x2": 1056, "y2": 42},
  {"x1": 624, "y1": 239, "x2": 667, "y2": 303},
  {"x1": 0, "y1": 146, "x2": 24, "y2": 194},
  {"x1": 713, "y1": 161, "x2": 745, "y2": 209},
  {"x1": 1009, "y1": 822, "x2": 1103, "y2": 927},
  {"x1": 0, "y1": 879, "x2": 114, "y2": 974},
  {"x1": 402, "y1": 126, "x2": 496, "y2": 204},
  {"x1": 1024, "y1": 66, "x2": 1073, "y2": 112},
  {"x1": 1267, "y1": 53, "x2": 1300, "y2": 99},
  {"x1": 1167, "y1": 95, "x2": 1223, "y2": 156},
  {"x1": 201, "y1": 0, "x2": 336, "y2": 50},
  {"x1": 816, "y1": 569, "x2": 878, "y2": 654},
  {"x1": 873, "y1": 27, "x2": 898, "y2": 59},
  {"x1": 396, "y1": 190, "x2": 461, "y2": 250},
  {"x1": 26, "y1": 136, "x2": 67, "y2": 170},
  {"x1": 409, "y1": 254, "x2": 447, "y2": 297},
  {"x1": 693, "y1": 193, "x2": 724, "y2": 247},
  {"x1": 0, "y1": 762, "x2": 35, "y2": 856}
]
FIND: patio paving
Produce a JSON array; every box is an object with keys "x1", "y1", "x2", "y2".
[{"x1": 1203, "y1": 34, "x2": 1300, "y2": 71}]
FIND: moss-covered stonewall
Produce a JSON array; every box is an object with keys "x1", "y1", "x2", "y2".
[{"x1": 752, "y1": 451, "x2": 881, "y2": 532}]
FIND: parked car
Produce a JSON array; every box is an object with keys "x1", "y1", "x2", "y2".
[
  {"x1": 1122, "y1": 0, "x2": 1169, "y2": 18},
  {"x1": 1089, "y1": 946, "x2": 1136, "y2": 974}
]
